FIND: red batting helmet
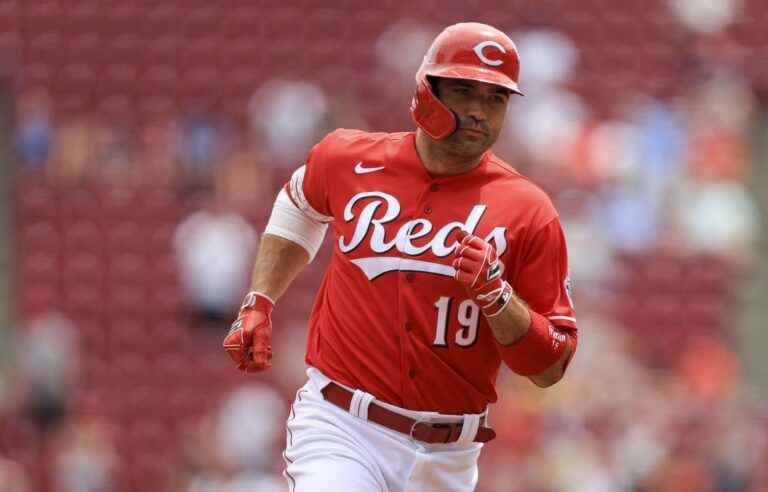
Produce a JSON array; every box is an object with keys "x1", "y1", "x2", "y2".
[{"x1": 411, "y1": 22, "x2": 523, "y2": 140}]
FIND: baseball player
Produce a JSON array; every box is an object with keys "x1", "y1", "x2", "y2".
[{"x1": 223, "y1": 22, "x2": 578, "y2": 491}]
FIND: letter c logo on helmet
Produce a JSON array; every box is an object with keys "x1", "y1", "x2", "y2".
[
  {"x1": 473, "y1": 41, "x2": 506, "y2": 67},
  {"x1": 411, "y1": 22, "x2": 524, "y2": 140}
]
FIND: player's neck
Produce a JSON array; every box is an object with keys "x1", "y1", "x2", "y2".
[{"x1": 414, "y1": 129, "x2": 484, "y2": 176}]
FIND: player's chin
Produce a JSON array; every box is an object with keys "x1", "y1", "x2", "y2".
[{"x1": 458, "y1": 137, "x2": 491, "y2": 155}]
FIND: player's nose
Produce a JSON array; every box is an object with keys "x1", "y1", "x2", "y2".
[{"x1": 464, "y1": 97, "x2": 487, "y2": 122}]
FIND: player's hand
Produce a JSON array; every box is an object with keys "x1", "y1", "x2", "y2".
[
  {"x1": 452, "y1": 231, "x2": 513, "y2": 317},
  {"x1": 222, "y1": 292, "x2": 275, "y2": 373}
]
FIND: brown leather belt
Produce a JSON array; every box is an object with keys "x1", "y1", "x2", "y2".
[{"x1": 321, "y1": 382, "x2": 496, "y2": 444}]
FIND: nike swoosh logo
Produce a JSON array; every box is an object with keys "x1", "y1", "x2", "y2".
[{"x1": 354, "y1": 161, "x2": 385, "y2": 174}]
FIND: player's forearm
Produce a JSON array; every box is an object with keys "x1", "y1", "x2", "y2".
[
  {"x1": 250, "y1": 233, "x2": 310, "y2": 302},
  {"x1": 484, "y1": 293, "x2": 531, "y2": 345}
]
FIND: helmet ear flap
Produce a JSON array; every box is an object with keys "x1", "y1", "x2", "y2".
[{"x1": 411, "y1": 77, "x2": 458, "y2": 140}]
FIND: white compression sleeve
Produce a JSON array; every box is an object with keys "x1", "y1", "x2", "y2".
[{"x1": 264, "y1": 188, "x2": 329, "y2": 262}]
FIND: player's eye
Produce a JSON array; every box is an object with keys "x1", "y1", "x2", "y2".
[{"x1": 489, "y1": 94, "x2": 507, "y2": 105}]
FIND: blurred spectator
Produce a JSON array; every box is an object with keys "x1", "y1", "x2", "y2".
[
  {"x1": 50, "y1": 418, "x2": 116, "y2": 492},
  {"x1": 600, "y1": 184, "x2": 664, "y2": 252},
  {"x1": 249, "y1": 79, "x2": 328, "y2": 171},
  {"x1": 625, "y1": 95, "x2": 687, "y2": 207},
  {"x1": 173, "y1": 194, "x2": 258, "y2": 327},
  {"x1": 554, "y1": 189, "x2": 614, "y2": 297},
  {"x1": 501, "y1": 29, "x2": 589, "y2": 175},
  {"x1": 18, "y1": 312, "x2": 79, "y2": 436},
  {"x1": 503, "y1": 87, "x2": 588, "y2": 174},
  {"x1": 48, "y1": 115, "x2": 100, "y2": 187},
  {"x1": 14, "y1": 87, "x2": 53, "y2": 171},
  {"x1": 686, "y1": 71, "x2": 755, "y2": 182},
  {"x1": 179, "y1": 384, "x2": 287, "y2": 492},
  {"x1": 215, "y1": 384, "x2": 286, "y2": 470},
  {"x1": 90, "y1": 117, "x2": 136, "y2": 186},
  {"x1": 668, "y1": 0, "x2": 740, "y2": 34},
  {"x1": 177, "y1": 110, "x2": 229, "y2": 192},
  {"x1": 673, "y1": 176, "x2": 759, "y2": 261},
  {"x1": 375, "y1": 20, "x2": 438, "y2": 91},
  {"x1": 370, "y1": 20, "x2": 438, "y2": 131},
  {"x1": 514, "y1": 28, "x2": 578, "y2": 89}
]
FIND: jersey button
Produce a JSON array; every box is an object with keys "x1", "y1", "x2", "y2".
[
  {"x1": 404, "y1": 321, "x2": 412, "y2": 332},
  {"x1": 430, "y1": 183, "x2": 440, "y2": 192},
  {"x1": 409, "y1": 368, "x2": 416, "y2": 379},
  {"x1": 424, "y1": 205, "x2": 432, "y2": 214},
  {"x1": 405, "y1": 273, "x2": 415, "y2": 282}
]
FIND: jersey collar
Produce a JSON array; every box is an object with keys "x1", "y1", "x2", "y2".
[{"x1": 399, "y1": 132, "x2": 492, "y2": 183}]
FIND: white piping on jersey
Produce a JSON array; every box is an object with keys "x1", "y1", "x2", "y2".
[
  {"x1": 351, "y1": 257, "x2": 456, "y2": 280},
  {"x1": 548, "y1": 315, "x2": 577, "y2": 323},
  {"x1": 289, "y1": 165, "x2": 334, "y2": 223}
]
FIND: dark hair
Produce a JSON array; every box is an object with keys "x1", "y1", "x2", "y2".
[{"x1": 427, "y1": 75, "x2": 440, "y2": 98}]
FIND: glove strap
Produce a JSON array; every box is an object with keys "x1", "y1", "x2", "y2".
[
  {"x1": 240, "y1": 291, "x2": 275, "y2": 313},
  {"x1": 481, "y1": 281, "x2": 514, "y2": 318}
]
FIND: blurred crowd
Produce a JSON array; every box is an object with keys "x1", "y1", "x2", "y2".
[{"x1": 2, "y1": 0, "x2": 768, "y2": 491}]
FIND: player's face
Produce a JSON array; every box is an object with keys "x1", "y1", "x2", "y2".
[{"x1": 435, "y1": 77, "x2": 511, "y2": 158}]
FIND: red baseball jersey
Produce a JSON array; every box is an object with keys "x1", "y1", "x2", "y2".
[{"x1": 285, "y1": 129, "x2": 577, "y2": 415}]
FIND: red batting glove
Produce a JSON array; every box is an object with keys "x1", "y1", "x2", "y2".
[
  {"x1": 222, "y1": 291, "x2": 275, "y2": 373},
  {"x1": 452, "y1": 231, "x2": 514, "y2": 317}
]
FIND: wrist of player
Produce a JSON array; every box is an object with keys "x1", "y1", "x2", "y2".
[
  {"x1": 238, "y1": 290, "x2": 275, "y2": 315},
  {"x1": 473, "y1": 280, "x2": 514, "y2": 317}
]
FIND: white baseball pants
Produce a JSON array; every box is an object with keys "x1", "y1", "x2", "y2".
[{"x1": 283, "y1": 367, "x2": 484, "y2": 492}]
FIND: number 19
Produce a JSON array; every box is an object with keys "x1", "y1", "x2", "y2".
[{"x1": 433, "y1": 296, "x2": 480, "y2": 347}]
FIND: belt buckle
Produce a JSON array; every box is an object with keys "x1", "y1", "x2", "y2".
[{"x1": 408, "y1": 418, "x2": 427, "y2": 441}]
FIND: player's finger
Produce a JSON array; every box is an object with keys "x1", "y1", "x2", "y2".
[
  {"x1": 454, "y1": 232, "x2": 476, "y2": 254},
  {"x1": 456, "y1": 238, "x2": 482, "y2": 257},
  {"x1": 252, "y1": 320, "x2": 271, "y2": 346},
  {"x1": 452, "y1": 258, "x2": 462, "y2": 280},
  {"x1": 455, "y1": 229, "x2": 469, "y2": 242},
  {"x1": 247, "y1": 347, "x2": 272, "y2": 371},
  {"x1": 463, "y1": 234, "x2": 487, "y2": 250},
  {"x1": 224, "y1": 347, "x2": 246, "y2": 367},
  {"x1": 252, "y1": 330, "x2": 269, "y2": 354},
  {"x1": 452, "y1": 257, "x2": 479, "y2": 272},
  {"x1": 251, "y1": 351, "x2": 270, "y2": 367},
  {"x1": 455, "y1": 270, "x2": 476, "y2": 285},
  {"x1": 457, "y1": 234, "x2": 486, "y2": 252},
  {"x1": 456, "y1": 243, "x2": 485, "y2": 262},
  {"x1": 222, "y1": 329, "x2": 243, "y2": 350},
  {"x1": 452, "y1": 259, "x2": 478, "y2": 283}
]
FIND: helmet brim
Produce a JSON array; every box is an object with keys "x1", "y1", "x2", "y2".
[{"x1": 422, "y1": 64, "x2": 524, "y2": 96}]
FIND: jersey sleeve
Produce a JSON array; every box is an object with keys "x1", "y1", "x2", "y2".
[
  {"x1": 285, "y1": 137, "x2": 335, "y2": 223},
  {"x1": 511, "y1": 217, "x2": 577, "y2": 331}
]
